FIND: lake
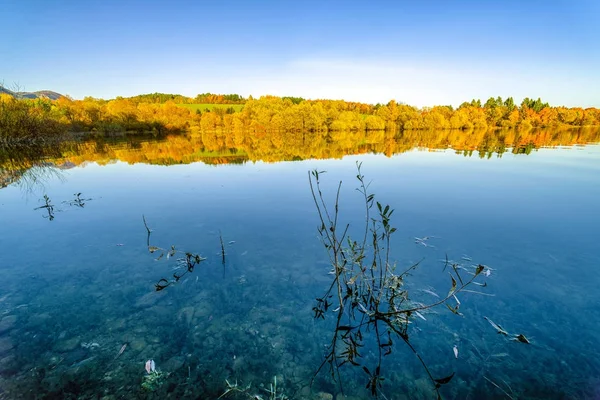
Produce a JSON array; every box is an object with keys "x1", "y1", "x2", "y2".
[{"x1": 1, "y1": 129, "x2": 599, "y2": 399}]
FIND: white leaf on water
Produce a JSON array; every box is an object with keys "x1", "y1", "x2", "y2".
[{"x1": 415, "y1": 311, "x2": 427, "y2": 321}]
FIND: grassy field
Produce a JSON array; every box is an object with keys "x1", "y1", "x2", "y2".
[{"x1": 177, "y1": 104, "x2": 244, "y2": 113}]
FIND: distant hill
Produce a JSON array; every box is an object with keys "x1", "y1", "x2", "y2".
[{"x1": 0, "y1": 86, "x2": 64, "y2": 100}]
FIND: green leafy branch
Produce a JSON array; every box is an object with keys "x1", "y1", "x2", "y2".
[{"x1": 309, "y1": 162, "x2": 493, "y2": 398}]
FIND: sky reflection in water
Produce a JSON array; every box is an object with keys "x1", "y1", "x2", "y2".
[{"x1": 0, "y1": 144, "x2": 599, "y2": 399}]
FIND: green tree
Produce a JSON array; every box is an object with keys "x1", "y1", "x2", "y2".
[{"x1": 504, "y1": 97, "x2": 516, "y2": 112}]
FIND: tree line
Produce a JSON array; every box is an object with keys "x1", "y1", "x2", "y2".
[
  {"x1": 1, "y1": 92, "x2": 599, "y2": 143},
  {"x1": 124, "y1": 92, "x2": 245, "y2": 105}
]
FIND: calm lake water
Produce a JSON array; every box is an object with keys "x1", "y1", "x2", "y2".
[{"x1": 1, "y1": 132, "x2": 599, "y2": 399}]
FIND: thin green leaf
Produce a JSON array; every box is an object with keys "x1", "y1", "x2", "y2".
[{"x1": 448, "y1": 273, "x2": 457, "y2": 295}]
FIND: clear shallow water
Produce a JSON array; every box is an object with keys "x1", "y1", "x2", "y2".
[{"x1": 0, "y1": 142, "x2": 599, "y2": 399}]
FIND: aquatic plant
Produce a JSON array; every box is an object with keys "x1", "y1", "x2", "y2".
[
  {"x1": 32, "y1": 192, "x2": 93, "y2": 220},
  {"x1": 308, "y1": 162, "x2": 491, "y2": 398},
  {"x1": 65, "y1": 192, "x2": 90, "y2": 208},
  {"x1": 141, "y1": 369, "x2": 165, "y2": 392},
  {"x1": 142, "y1": 215, "x2": 209, "y2": 291},
  {"x1": 34, "y1": 194, "x2": 55, "y2": 220},
  {"x1": 219, "y1": 376, "x2": 288, "y2": 400},
  {"x1": 483, "y1": 316, "x2": 531, "y2": 344}
]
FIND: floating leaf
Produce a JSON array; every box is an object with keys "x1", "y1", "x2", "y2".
[
  {"x1": 422, "y1": 289, "x2": 440, "y2": 298},
  {"x1": 155, "y1": 278, "x2": 170, "y2": 291},
  {"x1": 453, "y1": 294, "x2": 461, "y2": 305},
  {"x1": 167, "y1": 245, "x2": 176, "y2": 259},
  {"x1": 358, "y1": 303, "x2": 369, "y2": 314},
  {"x1": 445, "y1": 303, "x2": 459, "y2": 315},
  {"x1": 513, "y1": 334, "x2": 530, "y2": 344},
  {"x1": 448, "y1": 273, "x2": 457, "y2": 295},
  {"x1": 434, "y1": 372, "x2": 455, "y2": 386},
  {"x1": 452, "y1": 264, "x2": 464, "y2": 285},
  {"x1": 484, "y1": 316, "x2": 509, "y2": 335}
]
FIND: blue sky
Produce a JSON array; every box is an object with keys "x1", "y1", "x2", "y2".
[{"x1": 1, "y1": 0, "x2": 599, "y2": 107}]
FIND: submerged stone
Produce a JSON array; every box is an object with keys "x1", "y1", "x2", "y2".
[
  {"x1": 0, "y1": 337, "x2": 14, "y2": 355},
  {"x1": 177, "y1": 306, "x2": 195, "y2": 324},
  {"x1": 25, "y1": 312, "x2": 52, "y2": 328},
  {"x1": 0, "y1": 315, "x2": 17, "y2": 334},
  {"x1": 129, "y1": 338, "x2": 147, "y2": 352},
  {"x1": 135, "y1": 292, "x2": 164, "y2": 309},
  {"x1": 336, "y1": 395, "x2": 363, "y2": 400},
  {"x1": 53, "y1": 337, "x2": 80, "y2": 352},
  {"x1": 163, "y1": 355, "x2": 184, "y2": 372},
  {"x1": 0, "y1": 354, "x2": 16, "y2": 373},
  {"x1": 315, "y1": 392, "x2": 333, "y2": 400}
]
